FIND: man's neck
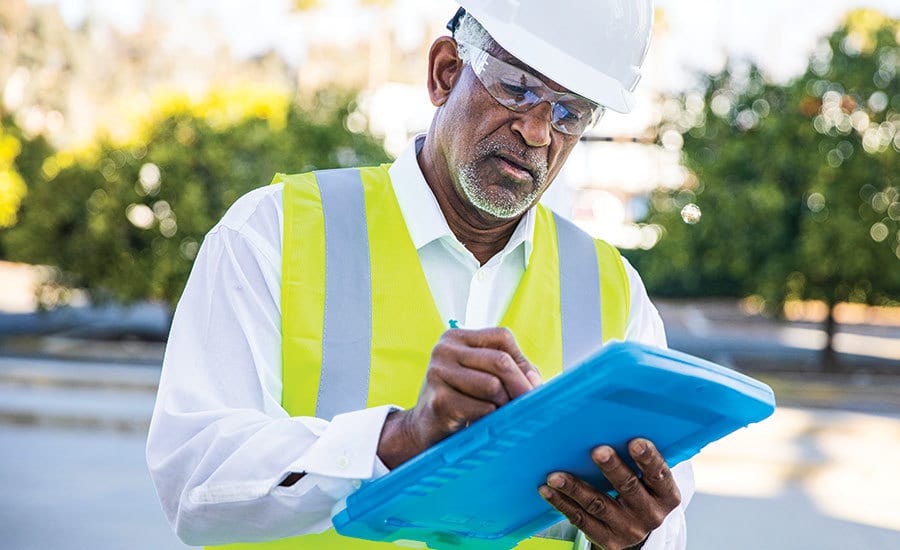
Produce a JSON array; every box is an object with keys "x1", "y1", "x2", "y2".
[{"x1": 416, "y1": 135, "x2": 523, "y2": 266}]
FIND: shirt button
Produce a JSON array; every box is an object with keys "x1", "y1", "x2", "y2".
[
  {"x1": 351, "y1": 479, "x2": 362, "y2": 490},
  {"x1": 475, "y1": 270, "x2": 486, "y2": 282},
  {"x1": 337, "y1": 455, "x2": 351, "y2": 470}
]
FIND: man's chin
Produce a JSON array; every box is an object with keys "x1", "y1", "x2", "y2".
[
  {"x1": 468, "y1": 187, "x2": 536, "y2": 220},
  {"x1": 456, "y1": 164, "x2": 541, "y2": 221},
  {"x1": 473, "y1": 204, "x2": 520, "y2": 221}
]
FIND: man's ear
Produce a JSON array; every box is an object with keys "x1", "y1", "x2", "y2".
[{"x1": 427, "y1": 37, "x2": 464, "y2": 107}]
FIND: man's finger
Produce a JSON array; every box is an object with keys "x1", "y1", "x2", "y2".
[
  {"x1": 538, "y1": 484, "x2": 610, "y2": 538},
  {"x1": 544, "y1": 472, "x2": 619, "y2": 521},
  {"x1": 540, "y1": 475, "x2": 656, "y2": 550},
  {"x1": 433, "y1": 355, "x2": 512, "y2": 407},
  {"x1": 628, "y1": 439, "x2": 681, "y2": 509},
  {"x1": 591, "y1": 446, "x2": 652, "y2": 504},
  {"x1": 593, "y1": 445, "x2": 671, "y2": 532},
  {"x1": 458, "y1": 346, "x2": 536, "y2": 398},
  {"x1": 428, "y1": 385, "x2": 498, "y2": 431},
  {"x1": 450, "y1": 327, "x2": 542, "y2": 387}
]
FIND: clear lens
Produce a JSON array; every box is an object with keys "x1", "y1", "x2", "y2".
[{"x1": 465, "y1": 44, "x2": 603, "y2": 136}]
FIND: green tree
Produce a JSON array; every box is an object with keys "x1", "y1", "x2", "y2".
[
  {"x1": 0, "y1": 115, "x2": 54, "y2": 257},
  {"x1": 0, "y1": 122, "x2": 28, "y2": 230},
  {"x1": 1, "y1": 88, "x2": 389, "y2": 311},
  {"x1": 628, "y1": 9, "x2": 900, "y2": 372}
]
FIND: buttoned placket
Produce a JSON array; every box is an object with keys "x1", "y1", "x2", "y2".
[
  {"x1": 431, "y1": 233, "x2": 520, "y2": 329},
  {"x1": 466, "y1": 256, "x2": 503, "y2": 328}
]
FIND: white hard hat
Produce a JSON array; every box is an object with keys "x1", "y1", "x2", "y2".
[{"x1": 452, "y1": 0, "x2": 654, "y2": 113}]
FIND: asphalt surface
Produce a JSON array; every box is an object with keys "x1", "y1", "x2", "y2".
[
  {"x1": 1, "y1": 424, "x2": 191, "y2": 550},
  {"x1": 2, "y1": 352, "x2": 900, "y2": 549},
  {"x1": 1, "y1": 297, "x2": 899, "y2": 549}
]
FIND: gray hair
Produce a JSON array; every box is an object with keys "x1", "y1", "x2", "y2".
[{"x1": 453, "y1": 12, "x2": 495, "y2": 64}]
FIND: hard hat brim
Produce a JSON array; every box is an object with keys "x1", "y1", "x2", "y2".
[{"x1": 462, "y1": 7, "x2": 639, "y2": 114}]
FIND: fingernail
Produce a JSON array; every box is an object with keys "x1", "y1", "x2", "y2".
[
  {"x1": 633, "y1": 440, "x2": 649, "y2": 456},
  {"x1": 547, "y1": 473, "x2": 565, "y2": 488},
  {"x1": 539, "y1": 485, "x2": 553, "y2": 498},
  {"x1": 593, "y1": 446, "x2": 613, "y2": 463},
  {"x1": 527, "y1": 371, "x2": 542, "y2": 387}
]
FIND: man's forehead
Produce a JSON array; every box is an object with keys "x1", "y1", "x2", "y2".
[{"x1": 484, "y1": 40, "x2": 572, "y2": 95}]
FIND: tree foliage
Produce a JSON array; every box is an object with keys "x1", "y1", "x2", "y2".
[
  {"x1": 0, "y1": 123, "x2": 27, "y2": 229},
  {"x1": 0, "y1": 116, "x2": 54, "y2": 257},
  {"x1": 629, "y1": 10, "x2": 900, "y2": 314},
  {"x1": 1, "y1": 88, "x2": 389, "y2": 309}
]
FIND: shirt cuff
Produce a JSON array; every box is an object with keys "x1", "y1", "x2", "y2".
[{"x1": 287, "y1": 404, "x2": 398, "y2": 480}]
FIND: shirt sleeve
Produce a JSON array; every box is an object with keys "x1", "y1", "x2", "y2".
[
  {"x1": 621, "y1": 257, "x2": 696, "y2": 550},
  {"x1": 146, "y1": 188, "x2": 393, "y2": 546}
]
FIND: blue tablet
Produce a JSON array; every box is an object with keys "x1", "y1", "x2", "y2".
[{"x1": 332, "y1": 341, "x2": 775, "y2": 549}]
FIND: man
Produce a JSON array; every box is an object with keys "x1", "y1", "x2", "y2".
[{"x1": 147, "y1": 2, "x2": 694, "y2": 549}]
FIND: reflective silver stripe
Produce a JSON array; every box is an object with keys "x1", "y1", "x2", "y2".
[
  {"x1": 538, "y1": 213, "x2": 604, "y2": 546},
  {"x1": 574, "y1": 530, "x2": 592, "y2": 549},
  {"x1": 535, "y1": 520, "x2": 579, "y2": 542},
  {"x1": 315, "y1": 168, "x2": 372, "y2": 421},
  {"x1": 553, "y1": 212, "x2": 603, "y2": 371}
]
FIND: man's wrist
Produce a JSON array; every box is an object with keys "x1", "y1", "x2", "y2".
[
  {"x1": 624, "y1": 533, "x2": 650, "y2": 549},
  {"x1": 376, "y1": 409, "x2": 420, "y2": 469}
]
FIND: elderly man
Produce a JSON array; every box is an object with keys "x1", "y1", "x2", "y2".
[{"x1": 147, "y1": 2, "x2": 694, "y2": 549}]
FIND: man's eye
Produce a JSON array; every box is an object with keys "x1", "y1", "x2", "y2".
[
  {"x1": 499, "y1": 80, "x2": 530, "y2": 97},
  {"x1": 555, "y1": 104, "x2": 578, "y2": 121}
]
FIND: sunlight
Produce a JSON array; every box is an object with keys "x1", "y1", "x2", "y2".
[{"x1": 693, "y1": 407, "x2": 900, "y2": 532}]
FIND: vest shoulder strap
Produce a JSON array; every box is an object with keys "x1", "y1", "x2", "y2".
[
  {"x1": 594, "y1": 237, "x2": 631, "y2": 340},
  {"x1": 545, "y1": 206, "x2": 631, "y2": 366}
]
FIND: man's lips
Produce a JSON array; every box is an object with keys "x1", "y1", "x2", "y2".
[{"x1": 493, "y1": 153, "x2": 535, "y2": 182}]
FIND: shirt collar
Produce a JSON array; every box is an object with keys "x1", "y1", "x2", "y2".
[{"x1": 388, "y1": 135, "x2": 536, "y2": 267}]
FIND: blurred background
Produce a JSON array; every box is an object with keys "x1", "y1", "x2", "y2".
[{"x1": 0, "y1": 0, "x2": 898, "y2": 548}]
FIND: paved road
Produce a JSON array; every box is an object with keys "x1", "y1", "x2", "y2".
[
  {"x1": 687, "y1": 407, "x2": 900, "y2": 549},
  {"x1": 2, "y1": 356, "x2": 899, "y2": 550},
  {"x1": 1, "y1": 425, "x2": 189, "y2": 550},
  {"x1": 4, "y1": 413, "x2": 899, "y2": 550}
]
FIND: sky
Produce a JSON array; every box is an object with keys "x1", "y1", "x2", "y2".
[
  {"x1": 14, "y1": 0, "x2": 900, "y2": 245},
  {"x1": 654, "y1": 0, "x2": 900, "y2": 88},
  {"x1": 25, "y1": 0, "x2": 900, "y2": 91}
]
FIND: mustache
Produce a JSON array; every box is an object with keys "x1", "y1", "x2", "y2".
[{"x1": 475, "y1": 138, "x2": 548, "y2": 181}]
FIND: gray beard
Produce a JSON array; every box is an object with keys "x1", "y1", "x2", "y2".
[{"x1": 457, "y1": 138, "x2": 548, "y2": 219}]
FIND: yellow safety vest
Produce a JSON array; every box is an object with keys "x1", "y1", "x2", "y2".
[{"x1": 211, "y1": 165, "x2": 630, "y2": 550}]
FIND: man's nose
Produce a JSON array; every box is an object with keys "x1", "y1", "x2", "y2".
[{"x1": 510, "y1": 101, "x2": 552, "y2": 148}]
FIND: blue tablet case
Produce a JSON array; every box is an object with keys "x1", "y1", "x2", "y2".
[{"x1": 332, "y1": 341, "x2": 776, "y2": 549}]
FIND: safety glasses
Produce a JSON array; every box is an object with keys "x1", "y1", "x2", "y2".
[{"x1": 460, "y1": 43, "x2": 605, "y2": 136}]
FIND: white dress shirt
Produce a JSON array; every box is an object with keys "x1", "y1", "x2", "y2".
[{"x1": 147, "y1": 137, "x2": 694, "y2": 548}]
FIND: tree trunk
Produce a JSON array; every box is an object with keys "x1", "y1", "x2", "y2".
[{"x1": 822, "y1": 301, "x2": 840, "y2": 373}]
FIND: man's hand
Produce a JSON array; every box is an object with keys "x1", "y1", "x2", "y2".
[
  {"x1": 378, "y1": 327, "x2": 541, "y2": 469},
  {"x1": 538, "y1": 439, "x2": 681, "y2": 550}
]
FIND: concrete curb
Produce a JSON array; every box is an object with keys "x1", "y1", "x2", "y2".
[
  {"x1": 0, "y1": 410, "x2": 150, "y2": 433},
  {"x1": 747, "y1": 370, "x2": 900, "y2": 416},
  {"x1": 0, "y1": 355, "x2": 161, "y2": 391},
  {"x1": 2, "y1": 355, "x2": 899, "y2": 435},
  {"x1": 0, "y1": 356, "x2": 158, "y2": 433}
]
